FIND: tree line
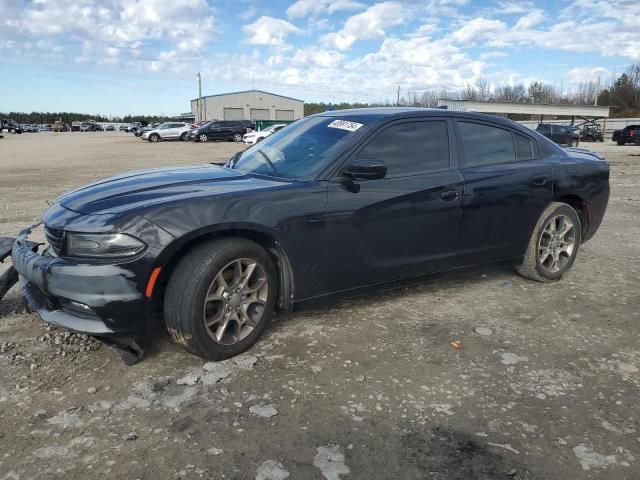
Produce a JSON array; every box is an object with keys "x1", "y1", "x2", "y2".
[{"x1": 0, "y1": 112, "x2": 176, "y2": 125}]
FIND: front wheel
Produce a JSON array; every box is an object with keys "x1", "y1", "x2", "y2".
[
  {"x1": 149, "y1": 133, "x2": 160, "y2": 142},
  {"x1": 198, "y1": 133, "x2": 208, "y2": 143},
  {"x1": 180, "y1": 132, "x2": 188, "y2": 141},
  {"x1": 233, "y1": 133, "x2": 243, "y2": 142},
  {"x1": 516, "y1": 202, "x2": 581, "y2": 283},
  {"x1": 164, "y1": 238, "x2": 277, "y2": 360}
]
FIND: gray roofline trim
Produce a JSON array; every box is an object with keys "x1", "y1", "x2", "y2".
[
  {"x1": 437, "y1": 98, "x2": 611, "y2": 108},
  {"x1": 190, "y1": 89, "x2": 304, "y2": 103}
]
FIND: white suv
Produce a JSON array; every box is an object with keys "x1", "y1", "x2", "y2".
[
  {"x1": 243, "y1": 124, "x2": 287, "y2": 144},
  {"x1": 142, "y1": 122, "x2": 192, "y2": 142}
]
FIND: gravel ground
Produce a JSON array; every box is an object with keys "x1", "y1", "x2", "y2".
[{"x1": 0, "y1": 132, "x2": 639, "y2": 480}]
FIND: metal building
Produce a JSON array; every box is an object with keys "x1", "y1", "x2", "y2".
[{"x1": 191, "y1": 90, "x2": 304, "y2": 123}]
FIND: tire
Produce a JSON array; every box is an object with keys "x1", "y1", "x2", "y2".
[
  {"x1": 180, "y1": 132, "x2": 188, "y2": 141},
  {"x1": 149, "y1": 134, "x2": 160, "y2": 143},
  {"x1": 164, "y1": 238, "x2": 277, "y2": 360},
  {"x1": 233, "y1": 132, "x2": 243, "y2": 142},
  {"x1": 617, "y1": 139, "x2": 625, "y2": 146},
  {"x1": 198, "y1": 133, "x2": 208, "y2": 143},
  {"x1": 516, "y1": 202, "x2": 582, "y2": 283}
]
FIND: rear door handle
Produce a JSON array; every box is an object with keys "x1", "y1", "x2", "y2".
[
  {"x1": 440, "y1": 190, "x2": 460, "y2": 202},
  {"x1": 532, "y1": 175, "x2": 549, "y2": 186}
]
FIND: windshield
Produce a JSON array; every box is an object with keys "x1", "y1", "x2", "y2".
[{"x1": 225, "y1": 116, "x2": 364, "y2": 180}]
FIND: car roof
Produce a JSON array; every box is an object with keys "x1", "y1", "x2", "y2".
[{"x1": 312, "y1": 106, "x2": 531, "y2": 131}]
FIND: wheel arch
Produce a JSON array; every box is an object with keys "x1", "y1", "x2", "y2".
[
  {"x1": 150, "y1": 226, "x2": 294, "y2": 316},
  {"x1": 554, "y1": 193, "x2": 589, "y2": 238}
]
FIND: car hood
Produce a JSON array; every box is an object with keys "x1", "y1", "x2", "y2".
[{"x1": 57, "y1": 165, "x2": 292, "y2": 215}]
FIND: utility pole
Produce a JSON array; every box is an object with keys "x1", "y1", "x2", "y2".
[
  {"x1": 197, "y1": 72, "x2": 202, "y2": 122},
  {"x1": 397, "y1": 86, "x2": 401, "y2": 106}
]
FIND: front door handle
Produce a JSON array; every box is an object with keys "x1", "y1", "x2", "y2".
[
  {"x1": 532, "y1": 175, "x2": 549, "y2": 186},
  {"x1": 440, "y1": 190, "x2": 460, "y2": 202}
]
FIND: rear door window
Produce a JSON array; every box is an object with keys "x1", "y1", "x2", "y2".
[
  {"x1": 457, "y1": 122, "x2": 516, "y2": 166},
  {"x1": 514, "y1": 133, "x2": 535, "y2": 160},
  {"x1": 357, "y1": 121, "x2": 450, "y2": 176}
]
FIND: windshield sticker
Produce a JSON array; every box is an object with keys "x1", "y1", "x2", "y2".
[{"x1": 327, "y1": 120, "x2": 363, "y2": 132}]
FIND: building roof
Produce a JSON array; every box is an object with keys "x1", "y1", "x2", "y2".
[
  {"x1": 437, "y1": 99, "x2": 610, "y2": 118},
  {"x1": 191, "y1": 89, "x2": 304, "y2": 103}
]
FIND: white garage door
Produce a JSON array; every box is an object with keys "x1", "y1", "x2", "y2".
[
  {"x1": 223, "y1": 108, "x2": 244, "y2": 120},
  {"x1": 250, "y1": 108, "x2": 270, "y2": 121},
  {"x1": 275, "y1": 109, "x2": 294, "y2": 121}
]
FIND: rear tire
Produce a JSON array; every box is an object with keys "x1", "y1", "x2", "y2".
[
  {"x1": 516, "y1": 202, "x2": 581, "y2": 283},
  {"x1": 233, "y1": 132, "x2": 243, "y2": 142},
  {"x1": 164, "y1": 238, "x2": 277, "y2": 360}
]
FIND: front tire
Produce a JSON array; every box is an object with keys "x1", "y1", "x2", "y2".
[
  {"x1": 198, "y1": 133, "x2": 208, "y2": 143},
  {"x1": 516, "y1": 202, "x2": 581, "y2": 283},
  {"x1": 180, "y1": 132, "x2": 188, "y2": 141},
  {"x1": 233, "y1": 132, "x2": 243, "y2": 142},
  {"x1": 164, "y1": 238, "x2": 277, "y2": 360},
  {"x1": 149, "y1": 133, "x2": 160, "y2": 143}
]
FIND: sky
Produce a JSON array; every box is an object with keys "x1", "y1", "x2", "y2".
[{"x1": 1, "y1": 0, "x2": 638, "y2": 117}]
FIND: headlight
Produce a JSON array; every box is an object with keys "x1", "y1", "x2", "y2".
[{"x1": 66, "y1": 233, "x2": 146, "y2": 258}]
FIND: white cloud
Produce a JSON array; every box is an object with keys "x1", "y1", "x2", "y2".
[
  {"x1": 514, "y1": 9, "x2": 545, "y2": 29},
  {"x1": 480, "y1": 50, "x2": 508, "y2": 59},
  {"x1": 243, "y1": 16, "x2": 302, "y2": 46},
  {"x1": 2, "y1": 0, "x2": 217, "y2": 70},
  {"x1": 287, "y1": 0, "x2": 365, "y2": 18},
  {"x1": 452, "y1": 18, "x2": 506, "y2": 44},
  {"x1": 451, "y1": 10, "x2": 640, "y2": 60},
  {"x1": 564, "y1": 66, "x2": 610, "y2": 84},
  {"x1": 322, "y1": 2, "x2": 405, "y2": 51}
]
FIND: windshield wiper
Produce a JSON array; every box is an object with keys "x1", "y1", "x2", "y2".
[
  {"x1": 256, "y1": 149, "x2": 277, "y2": 176},
  {"x1": 225, "y1": 152, "x2": 240, "y2": 169}
]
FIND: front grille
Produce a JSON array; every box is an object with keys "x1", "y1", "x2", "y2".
[{"x1": 44, "y1": 227, "x2": 65, "y2": 256}]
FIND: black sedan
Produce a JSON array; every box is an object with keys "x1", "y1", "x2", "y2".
[{"x1": 11, "y1": 108, "x2": 610, "y2": 363}]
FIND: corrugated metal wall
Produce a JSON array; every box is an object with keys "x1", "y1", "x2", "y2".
[{"x1": 191, "y1": 91, "x2": 304, "y2": 122}]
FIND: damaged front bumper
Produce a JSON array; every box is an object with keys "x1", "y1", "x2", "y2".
[{"x1": 11, "y1": 224, "x2": 151, "y2": 339}]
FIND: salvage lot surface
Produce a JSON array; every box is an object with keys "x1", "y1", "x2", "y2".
[{"x1": 0, "y1": 132, "x2": 639, "y2": 479}]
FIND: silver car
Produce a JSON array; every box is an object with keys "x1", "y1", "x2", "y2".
[{"x1": 141, "y1": 122, "x2": 192, "y2": 142}]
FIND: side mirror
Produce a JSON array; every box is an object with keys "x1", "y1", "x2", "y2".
[{"x1": 343, "y1": 159, "x2": 387, "y2": 180}]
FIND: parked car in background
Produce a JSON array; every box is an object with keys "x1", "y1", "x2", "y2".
[
  {"x1": 1, "y1": 119, "x2": 23, "y2": 134},
  {"x1": 10, "y1": 108, "x2": 610, "y2": 362},
  {"x1": 105, "y1": 124, "x2": 115, "y2": 131},
  {"x1": 536, "y1": 123, "x2": 576, "y2": 146},
  {"x1": 135, "y1": 123, "x2": 161, "y2": 137},
  {"x1": 119, "y1": 125, "x2": 128, "y2": 132},
  {"x1": 242, "y1": 124, "x2": 287, "y2": 144},
  {"x1": 612, "y1": 125, "x2": 640, "y2": 145},
  {"x1": 127, "y1": 122, "x2": 142, "y2": 133},
  {"x1": 79, "y1": 122, "x2": 94, "y2": 132},
  {"x1": 141, "y1": 122, "x2": 192, "y2": 142},
  {"x1": 190, "y1": 120, "x2": 248, "y2": 142}
]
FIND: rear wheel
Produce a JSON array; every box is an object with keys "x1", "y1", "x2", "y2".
[
  {"x1": 149, "y1": 133, "x2": 160, "y2": 143},
  {"x1": 198, "y1": 133, "x2": 208, "y2": 143},
  {"x1": 233, "y1": 132, "x2": 243, "y2": 142},
  {"x1": 516, "y1": 202, "x2": 581, "y2": 283},
  {"x1": 164, "y1": 238, "x2": 277, "y2": 360}
]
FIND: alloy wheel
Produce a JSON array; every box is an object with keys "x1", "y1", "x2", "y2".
[
  {"x1": 199, "y1": 133, "x2": 208, "y2": 142},
  {"x1": 203, "y1": 258, "x2": 268, "y2": 345},
  {"x1": 233, "y1": 133, "x2": 242, "y2": 142},
  {"x1": 538, "y1": 215, "x2": 576, "y2": 273}
]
